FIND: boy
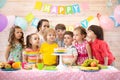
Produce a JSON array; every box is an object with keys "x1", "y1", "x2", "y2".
[
  {"x1": 55, "y1": 24, "x2": 66, "y2": 47},
  {"x1": 62, "y1": 31, "x2": 78, "y2": 65}
]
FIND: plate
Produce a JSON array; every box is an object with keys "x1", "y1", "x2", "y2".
[
  {"x1": 81, "y1": 69, "x2": 100, "y2": 72},
  {"x1": 54, "y1": 52, "x2": 66, "y2": 54},
  {"x1": 1, "y1": 68, "x2": 20, "y2": 71},
  {"x1": 43, "y1": 66, "x2": 57, "y2": 70}
]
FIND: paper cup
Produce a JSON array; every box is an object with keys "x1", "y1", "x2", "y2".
[{"x1": 37, "y1": 63, "x2": 44, "y2": 70}]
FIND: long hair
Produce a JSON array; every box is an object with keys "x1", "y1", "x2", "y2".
[
  {"x1": 26, "y1": 33, "x2": 39, "y2": 49},
  {"x1": 37, "y1": 19, "x2": 49, "y2": 32},
  {"x1": 88, "y1": 25, "x2": 104, "y2": 40},
  {"x1": 8, "y1": 26, "x2": 24, "y2": 49}
]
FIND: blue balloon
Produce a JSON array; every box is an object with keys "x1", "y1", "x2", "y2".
[
  {"x1": 15, "y1": 17, "x2": 27, "y2": 30},
  {"x1": 110, "y1": 15, "x2": 120, "y2": 27},
  {"x1": 0, "y1": 0, "x2": 7, "y2": 8},
  {"x1": 118, "y1": 0, "x2": 120, "y2": 4},
  {"x1": 80, "y1": 19, "x2": 88, "y2": 28}
]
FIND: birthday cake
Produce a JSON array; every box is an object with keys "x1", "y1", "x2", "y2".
[{"x1": 54, "y1": 48, "x2": 67, "y2": 53}]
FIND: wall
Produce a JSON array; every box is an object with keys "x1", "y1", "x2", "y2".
[{"x1": 0, "y1": 0, "x2": 120, "y2": 69}]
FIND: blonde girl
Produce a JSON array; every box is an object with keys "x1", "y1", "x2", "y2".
[{"x1": 40, "y1": 28, "x2": 58, "y2": 66}]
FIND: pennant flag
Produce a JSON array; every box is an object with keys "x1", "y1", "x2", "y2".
[
  {"x1": 86, "y1": 16, "x2": 94, "y2": 22},
  {"x1": 51, "y1": 6, "x2": 58, "y2": 14},
  {"x1": 34, "y1": 1, "x2": 42, "y2": 10},
  {"x1": 42, "y1": 4, "x2": 51, "y2": 13},
  {"x1": 72, "y1": 4, "x2": 80, "y2": 13},
  {"x1": 25, "y1": 13, "x2": 34, "y2": 23},
  {"x1": 66, "y1": 6, "x2": 73, "y2": 14},
  {"x1": 31, "y1": 18, "x2": 40, "y2": 28},
  {"x1": 81, "y1": 19, "x2": 88, "y2": 28},
  {"x1": 58, "y1": 6, "x2": 65, "y2": 14}
]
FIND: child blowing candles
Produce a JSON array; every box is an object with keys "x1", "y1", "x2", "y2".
[
  {"x1": 23, "y1": 33, "x2": 41, "y2": 64},
  {"x1": 87, "y1": 25, "x2": 115, "y2": 66},
  {"x1": 73, "y1": 26, "x2": 92, "y2": 65}
]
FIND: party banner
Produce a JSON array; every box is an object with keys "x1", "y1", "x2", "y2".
[{"x1": 34, "y1": 1, "x2": 81, "y2": 15}]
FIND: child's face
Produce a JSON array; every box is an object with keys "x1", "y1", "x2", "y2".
[
  {"x1": 56, "y1": 29, "x2": 65, "y2": 39},
  {"x1": 14, "y1": 28, "x2": 23, "y2": 40},
  {"x1": 64, "y1": 34, "x2": 73, "y2": 46},
  {"x1": 47, "y1": 32, "x2": 56, "y2": 42},
  {"x1": 30, "y1": 34, "x2": 40, "y2": 46},
  {"x1": 87, "y1": 30, "x2": 96, "y2": 40},
  {"x1": 73, "y1": 30, "x2": 85, "y2": 42},
  {"x1": 39, "y1": 21, "x2": 49, "y2": 32}
]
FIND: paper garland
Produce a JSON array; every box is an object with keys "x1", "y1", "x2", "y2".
[{"x1": 34, "y1": 1, "x2": 80, "y2": 15}]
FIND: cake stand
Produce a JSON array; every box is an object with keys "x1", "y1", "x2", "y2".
[{"x1": 54, "y1": 52, "x2": 70, "y2": 70}]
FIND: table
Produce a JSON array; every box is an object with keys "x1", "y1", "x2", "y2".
[{"x1": 0, "y1": 66, "x2": 120, "y2": 80}]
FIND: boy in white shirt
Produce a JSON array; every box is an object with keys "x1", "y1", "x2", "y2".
[{"x1": 62, "y1": 31, "x2": 78, "y2": 66}]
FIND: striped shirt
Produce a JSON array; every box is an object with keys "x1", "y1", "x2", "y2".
[{"x1": 23, "y1": 48, "x2": 40, "y2": 64}]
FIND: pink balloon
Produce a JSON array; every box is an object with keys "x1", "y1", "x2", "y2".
[
  {"x1": 114, "y1": 5, "x2": 120, "y2": 24},
  {"x1": 99, "y1": 15, "x2": 114, "y2": 30}
]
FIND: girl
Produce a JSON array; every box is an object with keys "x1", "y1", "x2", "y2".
[
  {"x1": 5, "y1": 26, "x2": 24, "y2": 62},
  {"x1": 87, "y1": 25, "x2": 115, "y2": 66},
  {"x1": 40, "y1": 28, "x2": 58, "y2": 66},
  {"x1": 36, "y1": 19, "x2": 49, "y2": 46},
  {"x1": 23, "y1": 33, "x2": 40, "y2": 64},
  {"x1": 73, "y1": 26, "x2": 92, "y2": 65}
]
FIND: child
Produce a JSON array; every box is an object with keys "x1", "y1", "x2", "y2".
[
  {"x1": 40, "y1": 28, "x2": 58, "y2": 66},
  {"x1": 62, "y1": 31, "x2": 78, "y2": 66},
  {"x1": 87, "y1": 25, "x2": 115, "y2": 66},
  {"x1": 55, "y1": 24, "x2": 66, "y2": 47},
  {"x1": 5, "y1": 26, "x2": 24, "y2": 62},
  {"x1": 36, "y1": 19, "x2": 49, "y2": 45},
  {"x1": 23, "y1": 33, "x2": 40, "y2": 64},
  {"x1": 73, "y1": 26, "x2": 92, "y2": 65}
]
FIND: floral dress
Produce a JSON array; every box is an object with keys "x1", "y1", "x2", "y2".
[
  {"x1": 74, "y1": 40, "x2": 88, "y2": 65},
  {"x1": 8, "y1": 43, "x2": 23, "y2": 62}
]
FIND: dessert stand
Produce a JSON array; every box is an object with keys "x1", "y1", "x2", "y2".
[{"x1": 54, "y1": 52, "x2": 71, "y2": 70}]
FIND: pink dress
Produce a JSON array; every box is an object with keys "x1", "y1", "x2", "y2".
[{"x1": 74, "y1": 40, "x2": 88, "y2": 65}]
